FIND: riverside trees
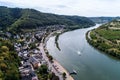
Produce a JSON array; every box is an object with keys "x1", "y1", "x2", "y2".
[
  {"x1": 0, "y1": 39, "x2": 20, "y2": 80},
  {"x1": 87, "y1": 20, "x2": 120, "y2": 59}
]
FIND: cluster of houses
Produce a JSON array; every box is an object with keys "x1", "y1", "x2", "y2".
[
  {"x1": 14, "y1": 32, "x2": 48, "y2": 80},
  {"x1": 0, "y1": 25, "x2": 66, "y2": 80}
]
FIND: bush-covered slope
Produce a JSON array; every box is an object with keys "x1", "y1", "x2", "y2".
[
  {"x1": 0, "y1": 38, "x2": 20, "y2": 80},
  {"x1": 87, "y1": 20, "x2": 120, "y2": 59},
  {"x1": 0, "y1": 6, "x2": 95, "y2": 31}
]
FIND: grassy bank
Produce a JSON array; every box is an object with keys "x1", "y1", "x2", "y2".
[
  {"x1": 54, "y1": 27, "x2": 83, "y2": 51},
  {"x1": 54, "y1": 30, "x2": 67, "y2": 51},
  {"x1": 86, "y1": 21, "x2": 120, "y2": 59}
]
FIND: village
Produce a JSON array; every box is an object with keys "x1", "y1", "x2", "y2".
[
  {"x1": 0, "y1": 25, "x2": 73, "y2": 80},
  {"x1": 13, "y1": 25, "x2": 69, "y2": 80}
]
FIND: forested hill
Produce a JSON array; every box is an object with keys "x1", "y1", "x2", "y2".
[
  {"x1": 89, "y1": 17, "x2": 120, "y2": 23},
  {"x1": 0, "y1": 6, "x2": 95, "y2": 31}
]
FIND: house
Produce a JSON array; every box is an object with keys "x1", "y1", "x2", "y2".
[
  {"x1": 33, "y1": 49, "x2": 39, "y2": 54},
  {"x1": 20, "y1": 70, "x2": 37, "y2": 80},
  {"x1": 30, "y1": 71, "x2": 38, "y2": 80},
  {"x1": 34, "y1": 54, "x2": 43, "y2": 60},
  {"x1": 21, "y1": 55, "x2": 29, "y2": 61},
  {"x1": 23, "y1": 61, "x2": 32, "y2": 69},
  {"x1": 29, "y1": 57, "x2": 41, "y2": 69},
  {"x1": 18, "y1": 52, "x2": 23, "y2": 57},
  {"x1": 32, "y1": 76, "x2": 38, "y2": 80},
  {"x1": 19, "y1": 67, "x2": 30, "y2": 77},
  {"x1": 41, "y1": 60, "x2": 47, "y2": 65}
]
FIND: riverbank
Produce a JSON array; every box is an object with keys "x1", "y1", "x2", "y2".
[
  {"x1": 53, "y1": 59, "x2": 74, "y2": 80},
  {"x1": 86, "y1": 24, "x2": 120, "y2": 59},
  {"x1": 42, "y1": 29, "x2": 74, "y2": 80},
  {"x1": 47, "y1": 24, "x2": 120, "y2": 80},
  {"x1": 55, "y1": 30, "x2": 68, "y2": 51}
]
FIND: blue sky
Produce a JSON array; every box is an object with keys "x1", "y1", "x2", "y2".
[{"x1": 0, "y1": 0, "x2": 120, "y2": 17}]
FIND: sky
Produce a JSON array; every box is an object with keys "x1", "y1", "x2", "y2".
[{"x1": 0, "y1": 0, "x2": 120, "y2": 17}]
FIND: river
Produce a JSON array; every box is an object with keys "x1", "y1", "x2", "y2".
[{"x1": 46, "y1": 24, "x2": 120, "y2": 80}]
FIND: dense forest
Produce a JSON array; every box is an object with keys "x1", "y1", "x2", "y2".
[{"x1": 0, "y1": 6, "x2": 95, "y2": 32}]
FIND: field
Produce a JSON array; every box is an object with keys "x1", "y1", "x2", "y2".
[
  {"x1": 95, "y1": 29, "x2": 120, "y2": 40},
  {"x1": 87, "y1": 20, "x2": 120, "y2": 59}
]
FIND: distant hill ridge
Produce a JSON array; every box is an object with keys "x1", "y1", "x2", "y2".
[
  {"x1": 0, "y1": 6, "x2": 95, "y2": 31},
  {"x1": 89, "y1": 17, "x2": 120, "y2": 23}
]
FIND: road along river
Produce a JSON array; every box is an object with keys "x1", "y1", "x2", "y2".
[{"x1": 47, "y1": 24, "x2": 120, "y2": 80}]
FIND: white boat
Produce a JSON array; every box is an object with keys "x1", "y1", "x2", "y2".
[
  {"x1": 70, "y1": 69, "x2": 77, "y2": 75},
  {"x1": 73, "y1": 69, "x2": 77, "y2": 74},
  {"x1": 77, "y1": 51, "x2": 81, "y2": 56}
]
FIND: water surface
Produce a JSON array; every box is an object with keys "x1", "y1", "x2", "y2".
[{"x1": 47, "y1": 24, "x2": 120, "y2": 80}]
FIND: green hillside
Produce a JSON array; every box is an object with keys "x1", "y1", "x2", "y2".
[
  {"x1": 87, "y1": 20, "x2": 120, "y2": 59},
  {"x1": 0, "y1": 6, "x2": 95, "y2": 32},
  {"x1": 89, "y1": 17, "x2": 120, "y2": 23},
  {"x1": 0, "y1": 38, "x2": 20, "y2": 80}
]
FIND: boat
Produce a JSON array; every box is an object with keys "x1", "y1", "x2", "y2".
[
  {"x1": 77, "y1": 51, "x2": 81, "y2": 56},
  {"x1": 70, "y1": 69, "x2": 77, "y2": 75},
  {"x1": 73, "y1": 69, "x2": 77, "y2": 74}
]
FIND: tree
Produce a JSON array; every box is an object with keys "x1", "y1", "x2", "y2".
[
  {"x1": 0, "y1": 63, "x2": 7, "y2": 72},
  {"x1": 62, "y1": 72, "x2": 66, "y2": 79},
  {"x1": 29, "y1": 43, "x2": 36, "y2": 49},
  {"x1": 5, "y1": 71, "x2": 20, "y2": 80},
  {"x1": 1, "y1": 46, "x2": 9, "y2": 52},
  {"x1": 0, "y1": 70, "x2": 3, "y2": 78},
  {"x1": 49, "y1": 72, "x2": 59, "y2": 80},
  {"x1": 38, "y1": 65, "x2": 48, "y2": 74},
  {"x1": 48, "y1": 55, "x2": 53, "y2": 61}
]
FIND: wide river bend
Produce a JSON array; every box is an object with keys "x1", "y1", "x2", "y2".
[{"x1": 47, "y1": 24, "x2": 120, "y2": 80}]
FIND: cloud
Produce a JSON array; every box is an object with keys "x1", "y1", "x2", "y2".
[{"x1": 0, "y1": 0, "x2": 120, "y2": 17}]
